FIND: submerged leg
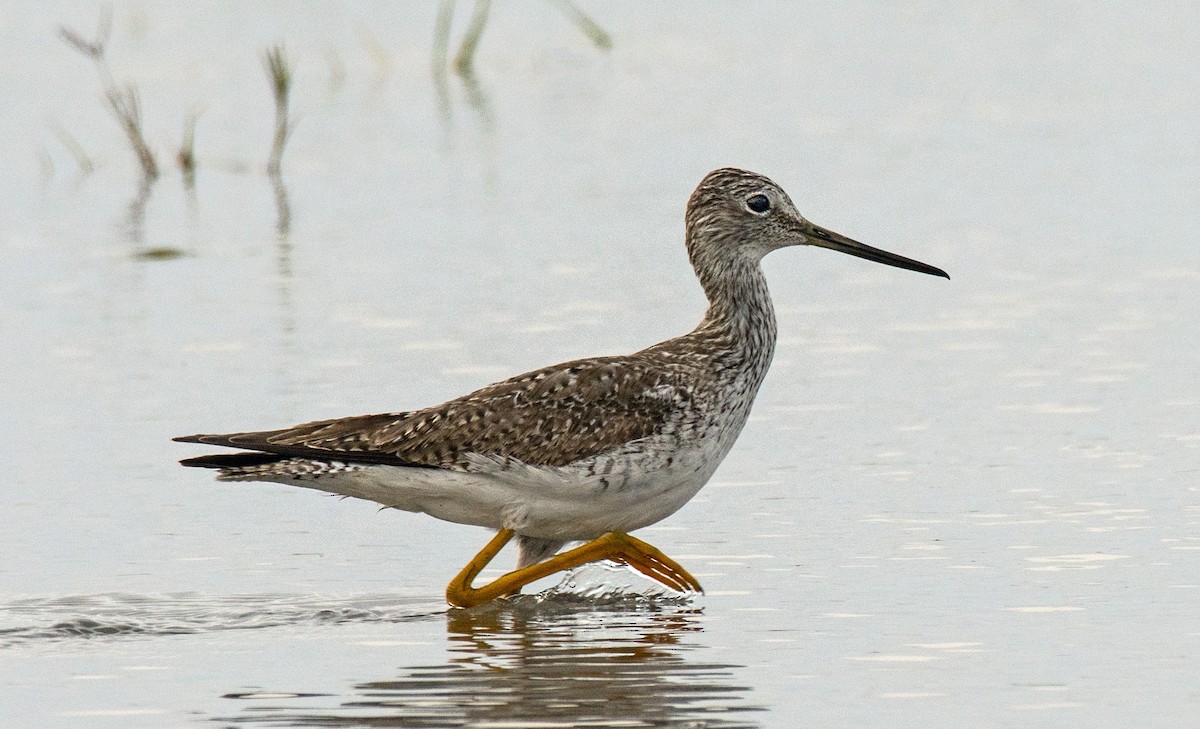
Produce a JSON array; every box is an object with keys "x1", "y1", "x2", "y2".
[{"x1": 445, "y1": 529, "x2": 703, "y2": 608}]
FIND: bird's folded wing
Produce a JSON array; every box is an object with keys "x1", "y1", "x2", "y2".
[{"x1": 175, "y1": 354, "x2": 696, "y2": 470}]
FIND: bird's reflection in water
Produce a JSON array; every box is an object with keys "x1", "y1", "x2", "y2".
[{"x1": 228, "y1": 596, "x2": 763, "y2": 728}]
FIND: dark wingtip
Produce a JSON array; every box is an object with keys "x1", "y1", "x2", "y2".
[
  {"x1": 180, "y1": 452, "x2": 290, "y2": 469},
  {"x1": 173, "y1": 434, "x2": 207, "y2": 444}
]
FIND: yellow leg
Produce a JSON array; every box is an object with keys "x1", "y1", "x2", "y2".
[{"x1": 445, "y1": 529, "x2": 703, "y2": 608}]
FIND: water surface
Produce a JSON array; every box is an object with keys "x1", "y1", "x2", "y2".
[{"x1": 2, "y1": 2, "x2": 1197, "y2": 726}]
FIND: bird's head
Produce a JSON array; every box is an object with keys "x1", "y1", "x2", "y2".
[{"x1": 685, "y1": 168, "x2": 948, "y2": 279}]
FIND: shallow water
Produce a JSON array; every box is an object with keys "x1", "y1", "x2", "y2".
[{"x1": 3, "y1": 2, "x2": 1198, "y2": 727}]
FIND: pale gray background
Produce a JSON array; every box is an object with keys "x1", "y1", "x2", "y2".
[{"x1": 2, "y1": 2, "x2": 1197, "y2": 727}]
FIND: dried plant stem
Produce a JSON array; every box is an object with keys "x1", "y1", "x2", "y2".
[
  {"x1": 453, "y1": 0, "x2": 491, "y2": 76},
  {"x1": 52, "y1": 126, "x2": 95, "y2": 175},
  {"x1": 57, "y1": 11, "x2": 110, "y2": 62},
  {"x1": 551, "y1": 0, "x2": 612, "y2": 50},
  {"x1": 263, "y1": 45, "x2": 293, "y2": 176},
  {"x1": 437, "y1": 0, "x2": 611, "y2": 79},
  {"x1": 106, "y1": 85, "x2": 159, "y2": 180},
  {"x1": 432, "y1": 0, "x2": 455, "y2": 72},
  {"x1": 59, "y1": 13, "x2": 158, "y2": 182},
  {"x1": 177, "y1": 110, "x2": 200, "y2": 186}
]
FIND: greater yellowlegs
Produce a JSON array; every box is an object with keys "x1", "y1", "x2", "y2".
[{"x1": 175, "y1": 168, "x2": 948, "y2": 607}]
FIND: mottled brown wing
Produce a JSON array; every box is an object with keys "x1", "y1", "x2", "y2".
[{"x1": 175, "y1": 353, "x2": 695, "y2": 470}]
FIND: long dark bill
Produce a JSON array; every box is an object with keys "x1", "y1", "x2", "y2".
[{"x1": 807, "y1": 223, "x2": 949, "y2": 279}]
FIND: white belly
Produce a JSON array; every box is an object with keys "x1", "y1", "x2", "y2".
[{"x1": 274, "y1": 429, "x2": 740, "y2": 542}]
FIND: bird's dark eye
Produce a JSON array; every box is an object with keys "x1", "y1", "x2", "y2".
[{"x1": 746, "y1": 194, "x2": 771, "y2": 214}]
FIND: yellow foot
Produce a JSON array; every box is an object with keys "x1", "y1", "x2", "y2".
[{"x1": 445, "y1": 529, "x2": 703, "y2": 608}]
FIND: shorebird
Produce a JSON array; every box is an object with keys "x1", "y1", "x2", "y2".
[{"x1": 175, "y1": 168, "x2": 947, "y2": 608}]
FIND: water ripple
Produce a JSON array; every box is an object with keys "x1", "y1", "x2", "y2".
[
  {"x1": 0, "y1": 592, "x2": 443, "y2": 647},
  {"x1": 0, "y1": 565, "x2": 698, "y2": 649}
]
